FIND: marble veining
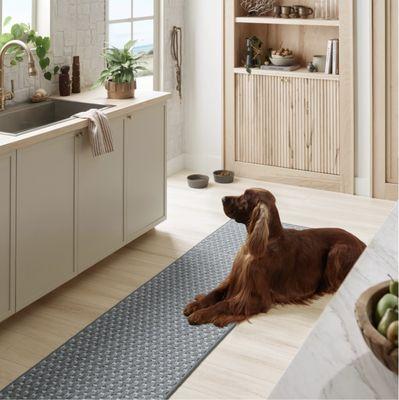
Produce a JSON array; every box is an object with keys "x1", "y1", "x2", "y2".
[{"x1": 270, "y1": 204, "x2": 398, "y2": 399}]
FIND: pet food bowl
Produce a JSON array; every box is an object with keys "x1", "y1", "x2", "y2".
[
  {"x1": 187, "y1": 174, "x2": 209, "y2": 189},
  {"x1": 213, "y1": 170, "x2": 235, "y2": 184}
]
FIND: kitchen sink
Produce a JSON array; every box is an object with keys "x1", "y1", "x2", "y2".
[{"x1": 0, "y1": 99, "x2": 113, "y2": 136}]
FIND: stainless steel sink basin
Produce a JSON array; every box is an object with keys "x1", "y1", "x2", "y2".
[{"x1": 0, "y1": 100, "x2": 112, "y2": 136}]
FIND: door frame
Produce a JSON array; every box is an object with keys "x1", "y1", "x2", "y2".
[{"x1": 372, "y1": 0, "x2": 398, "y2": 200}]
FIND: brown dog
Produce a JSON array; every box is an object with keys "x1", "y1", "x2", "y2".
[{"x1": 184, "y1": 188, "x2": 366, "y2": 327}]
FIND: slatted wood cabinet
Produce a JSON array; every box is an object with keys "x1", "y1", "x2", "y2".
[{"x1": 225, "y1": 0, "x2": 354, "y2": 193}]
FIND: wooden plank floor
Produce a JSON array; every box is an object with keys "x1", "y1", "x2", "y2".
[{"x1": 0, "y1": 171, "x2": 395, "y2": 398}]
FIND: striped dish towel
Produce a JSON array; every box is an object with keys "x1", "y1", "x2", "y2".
[{"x1": 74, "y1": 109, "x2": 114, "y2": 157}]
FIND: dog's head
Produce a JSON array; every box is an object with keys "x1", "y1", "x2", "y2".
[{"x1": 222, "y1": 189, "x2": 280, "y2": 257}]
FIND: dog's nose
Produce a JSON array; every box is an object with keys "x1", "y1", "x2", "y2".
[{"x1": 222, "y1": 196, "x2": 229, "y2": 205}]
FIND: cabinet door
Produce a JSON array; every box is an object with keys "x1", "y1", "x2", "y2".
[
  {"x1": 235, "y1": 74, "x2": 340, "y2": 175},
  {"x1": 77, "y1": 118, "x2": 124, "y2": 272},
  {"x1": 16, "y1": 134, "x2": 75, "y2": 311},
  {"x1": 125, "y1": 104, "x2": 166, "y2": 240},
  {"x1": 0, "y1": 152, "x2": 15, "y2": 321}
]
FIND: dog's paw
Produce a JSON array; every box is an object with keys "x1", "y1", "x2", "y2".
[
  {"x1": 187, "y1": 310, "x2": 207, "y2": 325},
  {"x1": 183, "y1": 301, "x2": 201, "y2": 316}
]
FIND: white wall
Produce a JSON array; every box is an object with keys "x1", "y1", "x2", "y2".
[
  {"x1": 182, "y1": 0, "x2": 224, "y2": 175},
  {"x1": 162, "y1": 0, "x2": 185, "y2": 166}
]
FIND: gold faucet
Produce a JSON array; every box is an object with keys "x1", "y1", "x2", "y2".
[{"x1": 0, "y1": 40, "x2": 37, "y2": 111}]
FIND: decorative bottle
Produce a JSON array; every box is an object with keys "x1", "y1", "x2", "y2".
[
  {"x1": 59, "y1": 65, "x2": 71, "y2": 96},
  {"x1": 72, "y1": 56, "x2": 81, "y2": 94}
]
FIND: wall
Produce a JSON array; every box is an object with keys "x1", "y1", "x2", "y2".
[
  {"x1": 182, "y1": 0, "x2": 224, "y2": 175},
  {"x1": 162, "y1": 0, "x2": 185, "y2": 168},
  {"x1": 51, "y1": 0, "x2": 106, "y2": 88}
]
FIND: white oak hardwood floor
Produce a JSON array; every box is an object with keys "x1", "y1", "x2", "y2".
[{"x1": 0, "y1": 171, "x2": 395, "y2": 399}]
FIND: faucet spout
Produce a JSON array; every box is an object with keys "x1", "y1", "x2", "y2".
[{"x1": 0, "y1": 40, "x2": 38, "y2": 111}]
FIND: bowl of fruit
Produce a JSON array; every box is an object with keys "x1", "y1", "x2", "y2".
[
  {"x1": 270, "y1": 48, "x2": 296, "y2": 66},
  {"x1": 355, "y1": 278, "x2": 398, "y2": 374}
]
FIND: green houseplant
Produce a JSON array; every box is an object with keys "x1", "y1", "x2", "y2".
[
  {"x1": 96, "y1": 40, "x2": 147, "y2": 99},
  {"x1": 0, "y1": 17, "x2": 59, "y2": 80}
]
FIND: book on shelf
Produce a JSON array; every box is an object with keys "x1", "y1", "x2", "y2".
[
  {"x1": 325, "y1": 38, "x2": 339, "y2": 75},
  {"x1": 332, "y1": 39, "x2": 339, "y2": 75},
  {"x1": 260, "y1": 64, "x2": 301, "y2": 72},
  {"x1": 325, "y1": 39, "x2": 333, "y2": 74}
]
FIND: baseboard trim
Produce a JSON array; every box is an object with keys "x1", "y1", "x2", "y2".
[{"x1": 355, "y1": 177, "x2": 371, "y2": 197}]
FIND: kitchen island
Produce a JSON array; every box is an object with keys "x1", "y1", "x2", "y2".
[{"x1": 270, "y1": 204, "x2": 398, "y2": 399}]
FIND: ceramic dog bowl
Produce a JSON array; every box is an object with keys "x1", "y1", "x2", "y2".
[
  {"x1": 187, "y1": 174, "x2": 209, "y2": 189},
  {"x1": 213, "y1": 170, "x2": 234, "y2": 184}
]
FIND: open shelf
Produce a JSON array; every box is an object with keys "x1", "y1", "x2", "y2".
[
  {"x1": 235, "y1": 16, "x2": 340, "y2": 27},
  {"x1": 234, "y1": 67, "x2": 340, "y2": 81}
]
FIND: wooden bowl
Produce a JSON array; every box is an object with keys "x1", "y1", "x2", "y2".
[{"x1": 355, "y1": 281, "x2": 398, "y2": 374}]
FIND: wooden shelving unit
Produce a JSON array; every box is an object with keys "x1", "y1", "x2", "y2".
[
  {"x1": 224, "y1": 0, "x2": 354, "y2": 193},
  {"x1": 235, "y1": 16, "x2": 340, "y2": 27},
  {"x1": 233, "y1": 67, "x2": 340, "y2": 81}
]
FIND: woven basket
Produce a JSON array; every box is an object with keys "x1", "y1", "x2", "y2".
[{"x1": 355, "y1": 281, "x2": 398, "y2": 374}]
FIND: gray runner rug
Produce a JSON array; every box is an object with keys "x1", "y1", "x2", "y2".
[{"x1": 0, "y1": 220, "x2": 300, "y2": 400}]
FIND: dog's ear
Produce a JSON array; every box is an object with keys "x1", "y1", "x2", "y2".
[{"x1": 247, "y1": 203, "x2": 269, "y2": 257}]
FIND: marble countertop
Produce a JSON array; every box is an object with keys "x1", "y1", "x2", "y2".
[
  {"x1": 0, "y1": 88, "x2": 171, "y2": 154},
  {"x1": 270, "y1": 204, "x2": 399, "y2": 399}
]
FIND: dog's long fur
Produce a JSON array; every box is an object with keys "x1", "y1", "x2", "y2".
[{"x1": 184, "y1": 189, "x2": 366, "y2": 327}]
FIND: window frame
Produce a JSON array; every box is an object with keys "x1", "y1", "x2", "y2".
[
  {"x1": 0, "y1": 0, "x2": 37, "y2": 33},
  {"x1": 106, "y1": 0, "x2": 161, "y2": 90}
]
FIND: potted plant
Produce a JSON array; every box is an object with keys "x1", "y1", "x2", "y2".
[{"x1": 96, "y1": 40, "x2": 147, "y2": 99}]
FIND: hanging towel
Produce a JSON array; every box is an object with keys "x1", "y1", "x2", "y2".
[{"x1": 73, "y1": 109, "x2": 114, "y2": 157}]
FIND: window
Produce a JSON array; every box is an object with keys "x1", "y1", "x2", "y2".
[
  {"x1": 107, "y1": 0, "x2": 159, "y2": 90},
  {"x1": 0, "y1": 0, "x2": 34, "y2": 32}
]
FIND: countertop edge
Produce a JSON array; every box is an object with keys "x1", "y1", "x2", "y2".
[{"x1": 0, "y1": 90, "x2": 171, "y2": 155}]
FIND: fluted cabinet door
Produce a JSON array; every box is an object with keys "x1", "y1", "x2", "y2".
[{"x1": 235, "y1": 74, "x2": 340, "y2": 175}]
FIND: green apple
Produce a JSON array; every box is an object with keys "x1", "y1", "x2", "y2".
[
  {"x1": 375, "y1": 293, "x2": 398, "y2": 325},
  {"x1": 377, "y1": 308, "x2": 398, "y2": 337},
  {"x1": 387, "y1": 320, "x2": 398, "y2": 346},
  {"x1": 389, "y1": 280, "x2": 398, "y2": 296}
]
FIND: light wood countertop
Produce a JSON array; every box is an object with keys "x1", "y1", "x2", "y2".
[{"x1": 0, "y1": 88, "x2": 171, "y2": 154}]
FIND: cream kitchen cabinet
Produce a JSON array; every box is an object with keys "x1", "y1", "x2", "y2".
[
  {"x1": 0, "y1": 96, "x2": 168, "y2": 322},
  {"x1": 16, "y1": 133, "x2": 76, "y2": 311},
  {"x1": 76, "y1": 118, "x2": 124, "y2": 272},
  {"x1": 125, "y1": 104, "x2": 166, "y2": 241},
  {"x1": 0, "y1": 151, "x2": 15, "y2": 320}
]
